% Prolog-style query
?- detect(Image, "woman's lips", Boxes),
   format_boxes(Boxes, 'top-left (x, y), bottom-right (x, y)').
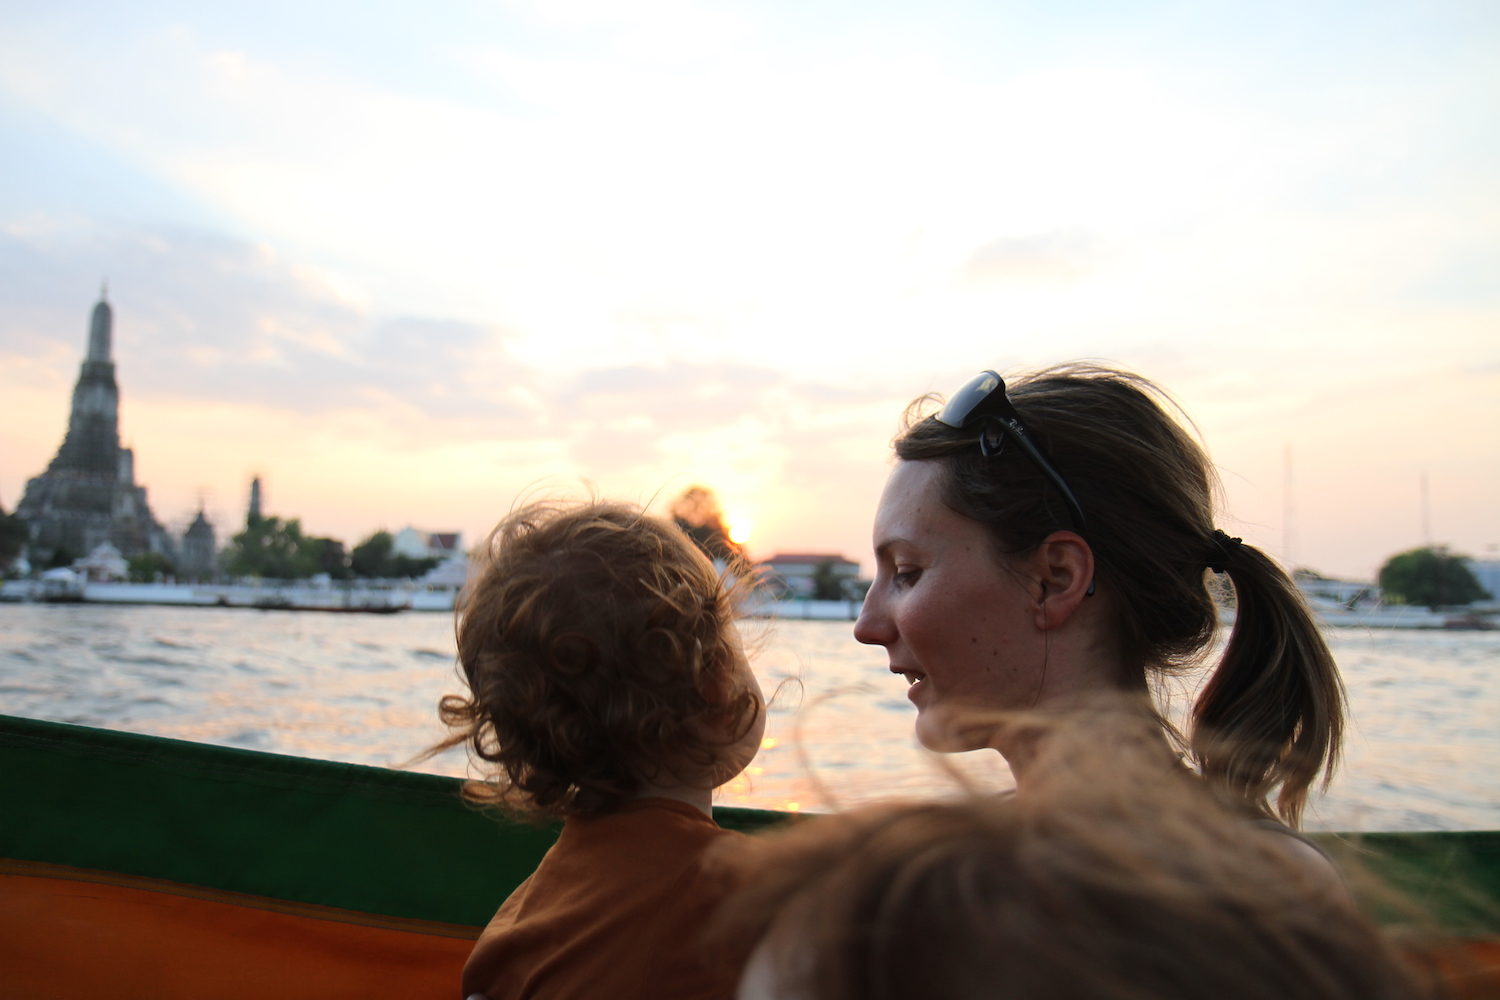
top-left (893, 667), bottom-right (927, 701)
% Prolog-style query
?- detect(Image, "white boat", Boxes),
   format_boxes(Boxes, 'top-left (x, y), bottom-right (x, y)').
top-left (1304, 595), bottom-right (1494, 630)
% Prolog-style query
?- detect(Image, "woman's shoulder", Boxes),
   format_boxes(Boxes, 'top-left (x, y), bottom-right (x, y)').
top-left (1247, 818), bottom-right (1347, 893)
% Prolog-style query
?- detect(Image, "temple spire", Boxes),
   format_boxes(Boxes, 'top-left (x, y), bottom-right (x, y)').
top-left (88, 287), bottom-right (113, 362)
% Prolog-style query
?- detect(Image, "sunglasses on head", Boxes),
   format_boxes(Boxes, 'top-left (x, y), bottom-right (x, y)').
top-left (937, 370), bottom-right (1088, 535)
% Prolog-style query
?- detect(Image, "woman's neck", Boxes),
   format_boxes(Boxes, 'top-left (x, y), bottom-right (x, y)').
top-left (996, 689), bottom-right (1164, 790)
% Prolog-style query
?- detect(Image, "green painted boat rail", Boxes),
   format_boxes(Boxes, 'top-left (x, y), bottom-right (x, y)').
top-left (0, 714), bottom-right (783, 927)
top-left (1, 713), bottom-right (1495, 932)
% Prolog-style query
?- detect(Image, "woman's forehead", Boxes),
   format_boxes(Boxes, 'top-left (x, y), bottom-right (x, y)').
top-left (876, 460), bottom-right (944, 515)
top-left (873, 461), bottom-right (988, 550)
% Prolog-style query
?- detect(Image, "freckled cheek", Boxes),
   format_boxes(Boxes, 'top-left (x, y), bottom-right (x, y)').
top-left (959, 634), bottom-right (999, 673)
top-left (960, 611), bottom-right (1011, 671)
top-left (898, 600), bottom-right (942, 646)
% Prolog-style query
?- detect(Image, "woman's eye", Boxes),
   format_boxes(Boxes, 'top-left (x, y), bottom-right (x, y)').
top-left (893, 567), bottom-right (921, 588)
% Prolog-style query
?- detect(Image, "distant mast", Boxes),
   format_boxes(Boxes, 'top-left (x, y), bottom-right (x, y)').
top-left (1282, 445), bottom-right (1296, 569)
top-left (1420, 473), bottom-right (1431, 545)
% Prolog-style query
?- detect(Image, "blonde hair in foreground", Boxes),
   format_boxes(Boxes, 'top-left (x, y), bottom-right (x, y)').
top-left (722, 710), bottom-right (1435, 1000)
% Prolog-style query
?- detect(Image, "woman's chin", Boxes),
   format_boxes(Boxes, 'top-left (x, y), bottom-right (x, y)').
top-left (915, 706), bottom-right (996, 754)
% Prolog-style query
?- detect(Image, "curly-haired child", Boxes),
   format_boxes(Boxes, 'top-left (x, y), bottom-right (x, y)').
top-left (439, 499), bottom-right (765, 1000)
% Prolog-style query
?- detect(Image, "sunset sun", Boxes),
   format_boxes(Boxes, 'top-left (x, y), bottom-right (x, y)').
top-left (725, 513), bottom-right (753, 547)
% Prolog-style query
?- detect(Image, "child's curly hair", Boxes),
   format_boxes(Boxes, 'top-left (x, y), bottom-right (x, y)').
top-left (437, 498), bottom-right (761, 819)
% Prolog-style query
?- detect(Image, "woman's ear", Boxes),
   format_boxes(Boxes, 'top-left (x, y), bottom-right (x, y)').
top-left (1029, 530), bottom-right (1095, 630)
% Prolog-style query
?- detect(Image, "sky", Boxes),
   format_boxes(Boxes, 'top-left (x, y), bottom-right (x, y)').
top-left (1, 0), bottom-right (1497, 581)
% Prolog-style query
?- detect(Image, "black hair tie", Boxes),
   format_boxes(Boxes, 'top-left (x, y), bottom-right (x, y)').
top-left (1206, 529), bottom-right (1243, 574)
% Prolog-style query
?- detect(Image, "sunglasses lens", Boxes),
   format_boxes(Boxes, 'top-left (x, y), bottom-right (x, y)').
top-left (933, 370), bottom-right (1086, 532)
top-left (938, 371), bottom-right (1002, 428)
top-left (979, 424), bottom-right (1006, 457)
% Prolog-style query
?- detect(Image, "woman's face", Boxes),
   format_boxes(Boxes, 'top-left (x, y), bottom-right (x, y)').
top-left (854, 460), bottom-right (1046, 752)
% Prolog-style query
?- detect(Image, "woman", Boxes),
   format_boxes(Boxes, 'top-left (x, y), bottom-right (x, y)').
top-left (854, 364), bottom-right (1343, 831)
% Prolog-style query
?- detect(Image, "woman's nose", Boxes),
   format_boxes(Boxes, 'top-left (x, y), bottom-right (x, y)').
top-left (853, 590), bottom-right (891, 646)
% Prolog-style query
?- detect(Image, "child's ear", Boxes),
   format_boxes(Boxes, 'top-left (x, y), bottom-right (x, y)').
top-left (696, 648), bottom-right (734, 706)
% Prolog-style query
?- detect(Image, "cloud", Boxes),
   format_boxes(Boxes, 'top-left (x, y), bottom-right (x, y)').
top-left (563, 362), bottom-right (779, 418)
top-left (0, 217), bottom-right (538, 443)
top-left (538, 363), bottom-right (908, 500)
top-left (962, 230), bottom-right (1099, 285)
top-left (548, 363), bottom-right (781, 476)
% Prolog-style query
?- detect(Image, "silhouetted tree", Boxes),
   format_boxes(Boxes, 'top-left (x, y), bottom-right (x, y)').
top-left (670, 486), bottom-right (745, 569)
top-left (0, 509), bottom-right (27, 573)
top-left (1378, 547), bottom-right (1488, 609)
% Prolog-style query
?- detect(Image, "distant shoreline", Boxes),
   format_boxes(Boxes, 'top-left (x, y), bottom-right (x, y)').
top-left (0, 579), bottom-right (868, 620)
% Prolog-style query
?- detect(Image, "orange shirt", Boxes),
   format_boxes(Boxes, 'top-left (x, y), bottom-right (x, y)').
top-left (462, 798), bottom-right (747, 1000)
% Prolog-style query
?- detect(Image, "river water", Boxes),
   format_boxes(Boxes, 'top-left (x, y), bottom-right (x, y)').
top-left (1, 603), bottom-right (1495, 832)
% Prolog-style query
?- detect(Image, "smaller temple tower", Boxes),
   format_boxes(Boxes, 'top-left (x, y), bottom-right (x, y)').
top-left (178, 505), bottom-right (218, 582)
top-left (247, 477), bottom-right (264, 527)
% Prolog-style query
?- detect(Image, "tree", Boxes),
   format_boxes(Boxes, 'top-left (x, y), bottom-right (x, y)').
top-left (222, 516), bottom-right (325, 580)
top-left (0, 509), bottom-right (27, 574)
top-left (349, 530), bottom-right (439, 579)
top-left (670, 486), bottom-right (746, 569)
top-left (390, 553), bottom-right (440, 579)
top-left (1378, 547), bottom-right (1489, 609)
top-left (351, 531), bottom-right (395, 577)
top-left (310, 537), bottom-right (352, 580)
top-left (127, 552), bottom-right (176, 582)
top-left (810, 560), bottom-right (848, 600)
